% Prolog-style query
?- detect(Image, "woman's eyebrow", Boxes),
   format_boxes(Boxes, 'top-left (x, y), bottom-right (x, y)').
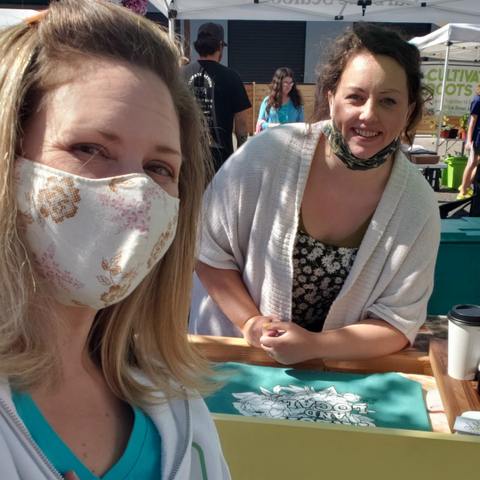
top-left (155, 145), bottom-right (182, 157)
top-left (347, 86), bottom-right (402, 95)
top-left (98, 129), bottom-right (182, 157)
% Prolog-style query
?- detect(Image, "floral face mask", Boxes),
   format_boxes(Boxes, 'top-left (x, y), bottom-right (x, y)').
top-left (15, 157), bottom-right (179, 310)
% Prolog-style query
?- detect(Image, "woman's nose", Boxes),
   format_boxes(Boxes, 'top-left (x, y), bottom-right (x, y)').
top-left (114, 158), bottom-right (145, 177)
top-left (359, 100), bottom-right (378, 122)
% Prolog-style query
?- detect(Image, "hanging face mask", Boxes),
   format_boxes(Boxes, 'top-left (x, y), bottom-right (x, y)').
top-left (323, 96), bottom-right (402, 171)
top-left (15, 157), bottom-right (179, 310)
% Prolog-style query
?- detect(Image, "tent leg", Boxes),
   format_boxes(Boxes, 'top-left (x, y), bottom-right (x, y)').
top-left (435, 42), bottom-right (451, 152)
top-left (168, 17), bottom-right (175, 41)
top-left (168, 1), bottom-right (177, 42)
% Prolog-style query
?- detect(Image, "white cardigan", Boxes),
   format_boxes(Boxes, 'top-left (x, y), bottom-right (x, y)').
top-left (190, 122), bottom-right (441, 345)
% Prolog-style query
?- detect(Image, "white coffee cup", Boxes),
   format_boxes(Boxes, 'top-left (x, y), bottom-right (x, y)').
top-left (448, 305), bottom-right (480, 380)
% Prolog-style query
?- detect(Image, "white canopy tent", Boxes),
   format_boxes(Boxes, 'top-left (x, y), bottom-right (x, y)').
top-left (0, 8), bottom-right (40, 29)
top-left (411, 24), bottom-right (480, 150)
top-left (150, 0), bottom-right (480, 40)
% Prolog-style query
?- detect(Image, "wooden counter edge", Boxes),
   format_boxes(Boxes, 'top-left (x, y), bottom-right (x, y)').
top-left (429, 338), bottom-right (480, 431)
top-left (189, 334), bottom-right (432, 375)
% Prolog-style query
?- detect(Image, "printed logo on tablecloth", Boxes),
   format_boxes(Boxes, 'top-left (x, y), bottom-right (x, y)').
top-left (232, 385), bottom-right (377, 426)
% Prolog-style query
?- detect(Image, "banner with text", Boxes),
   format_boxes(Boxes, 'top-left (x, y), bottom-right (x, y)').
top-left (422, 63), bottom-right (480, 118)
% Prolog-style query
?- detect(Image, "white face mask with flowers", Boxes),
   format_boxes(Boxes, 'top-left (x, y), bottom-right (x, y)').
top-left (14, 157), bottom-right (179, 310)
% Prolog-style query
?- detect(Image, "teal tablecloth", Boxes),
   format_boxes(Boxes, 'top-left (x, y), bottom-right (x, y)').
top-left (206, 363), bottom-right (431, 432)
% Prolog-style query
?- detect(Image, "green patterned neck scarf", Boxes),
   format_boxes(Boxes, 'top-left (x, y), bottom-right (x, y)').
top-left (322, 120), bottom-right (399, 171)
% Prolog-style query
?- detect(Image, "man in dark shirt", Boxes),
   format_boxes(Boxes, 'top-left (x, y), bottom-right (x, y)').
top-left (181, 23), bottom-right (251, 171)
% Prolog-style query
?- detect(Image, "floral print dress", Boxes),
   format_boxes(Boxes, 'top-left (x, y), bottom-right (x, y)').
top-left (292, 229), bottom-right (358, 332)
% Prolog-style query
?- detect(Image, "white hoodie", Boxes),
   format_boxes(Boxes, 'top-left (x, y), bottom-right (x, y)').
top-left (0, 378), bottom-right (231, 480)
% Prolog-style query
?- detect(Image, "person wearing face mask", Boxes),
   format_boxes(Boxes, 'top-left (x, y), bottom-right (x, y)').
top-left (189, 23), bottom-right (440, 365)
top-left (0, 2), bottom-right (231, 480)
top-left (255, 67), bottom-right (305, 133)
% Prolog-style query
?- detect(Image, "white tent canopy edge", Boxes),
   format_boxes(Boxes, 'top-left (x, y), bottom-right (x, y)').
top-left (0, 9), bottom-right (40, 29)
top-left (151, 0), bottom-right (480, 24)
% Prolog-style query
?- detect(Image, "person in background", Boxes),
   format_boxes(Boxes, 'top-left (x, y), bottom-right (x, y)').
top-left (457, 84), bottom-right (480, 200)
top-left (181, 23), bottom-right (251, 172)
top-left (189, 23), bottom-right (440, 365)
top-left (256, 67), bottom-right (305, 133)
top-left (0, 2), bottom-right (230, 479)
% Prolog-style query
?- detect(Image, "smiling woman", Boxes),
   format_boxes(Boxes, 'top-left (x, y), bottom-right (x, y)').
top-left (327, 53), bottom-right (413, 163)
top-left (0, 1), bottom-right (230, 479)
top-left (190, 23), bottom-right (440, 367)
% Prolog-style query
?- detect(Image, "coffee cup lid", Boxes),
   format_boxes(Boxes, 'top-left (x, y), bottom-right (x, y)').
top-left (448, 304), bottom-right (480, 326)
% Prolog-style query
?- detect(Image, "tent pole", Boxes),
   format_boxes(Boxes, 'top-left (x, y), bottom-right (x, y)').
top-left (168, 1), bottom-right (177, 42)
top-left (436, 41), bottom-right (452, 152)
top-left (168, 17), bottom-right (175, 41)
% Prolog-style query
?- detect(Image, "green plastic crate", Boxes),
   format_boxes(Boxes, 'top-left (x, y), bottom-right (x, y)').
top-left (445, 156), bottom-right (468, 190)
top-left (441, 158), bottom-right (450, 186)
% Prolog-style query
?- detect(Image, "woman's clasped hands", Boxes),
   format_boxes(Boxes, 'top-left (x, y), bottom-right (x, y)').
top-left (259, 319), bottom-right (317, 365)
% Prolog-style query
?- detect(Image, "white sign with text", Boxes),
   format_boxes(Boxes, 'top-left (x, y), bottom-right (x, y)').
top-left (422, 63), bottom-right (480, 117)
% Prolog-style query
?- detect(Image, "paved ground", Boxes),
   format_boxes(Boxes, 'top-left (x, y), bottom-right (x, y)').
top-left (435, 186), bottom-right (459, 204)
top-left (435, 185), bottom-right (471, 217)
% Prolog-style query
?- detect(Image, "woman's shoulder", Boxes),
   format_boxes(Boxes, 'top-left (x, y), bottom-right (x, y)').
top-left (216, 123), bottom-right (318, 187)
top-left (394, 151), bottom-right (440, 214)
top-left (228, 123), bottom-right (321, 175)
top-left (236, 123), bottom-right (318, 160)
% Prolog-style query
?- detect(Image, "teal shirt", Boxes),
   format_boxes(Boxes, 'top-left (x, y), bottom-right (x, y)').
top-left (257, 96), bottom-right (305, 130)
top-left (12, 391), bottom-right (162, 480)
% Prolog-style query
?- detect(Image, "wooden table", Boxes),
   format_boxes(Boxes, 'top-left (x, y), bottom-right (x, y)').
top-left (191, 335), bottom-right (480, 427)
top-left (190, 335), bottom-right (480, 480)
top-left (414, 162), bottom-right (447, 191)
top-left (429, 338), bottom-right (480, 430)
top-left (190, 334), bottom-right (433, 375)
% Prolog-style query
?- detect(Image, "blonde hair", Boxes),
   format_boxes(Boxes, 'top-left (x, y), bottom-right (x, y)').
top-left (0, 0), bottom-right (213, 404)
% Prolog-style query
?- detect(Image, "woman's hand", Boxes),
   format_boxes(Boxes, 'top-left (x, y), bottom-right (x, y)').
top-left (267, 123), bottom-right (281, 128)
top-left (64, 472), bottom-right (79, 480)
top-left (260, 321), bottom-right (317, 365)
top-left (241, 315), bottom-right (282, 348)
top-left (261, 319), bottom-right (409, 363)
top-left (466, 140), bottom-right (472, 151)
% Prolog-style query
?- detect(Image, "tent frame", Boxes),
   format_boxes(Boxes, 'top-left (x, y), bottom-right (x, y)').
top-left (411, 24), bottom-right (480, 153)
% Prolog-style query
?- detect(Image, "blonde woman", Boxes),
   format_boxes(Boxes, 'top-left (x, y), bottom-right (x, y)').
top-left (0, 1), bottom-right (229, 479)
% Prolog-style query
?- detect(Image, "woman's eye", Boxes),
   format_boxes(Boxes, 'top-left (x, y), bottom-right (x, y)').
top-left (381, 98), bottom-right (397, 106)
top-left (72, 144), bottom-right (107, 158)
top-left (146, 163), bottom-right (174, 178)
top-left (347, 94), bottom-right (362, 101)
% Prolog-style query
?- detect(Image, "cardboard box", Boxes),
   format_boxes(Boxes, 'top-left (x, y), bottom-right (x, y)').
top-left (411, 154), bottom-right (440, 164)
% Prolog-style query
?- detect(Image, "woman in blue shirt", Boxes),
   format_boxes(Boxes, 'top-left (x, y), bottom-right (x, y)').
top-left (256, 67), bottom-right (305, 132)
top-left (457, 83), bottom-right (480, 199)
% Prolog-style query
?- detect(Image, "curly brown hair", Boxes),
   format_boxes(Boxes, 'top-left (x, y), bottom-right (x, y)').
top-left (313, 23), bottom-right (432, 145)
top-left (266, 67), bottom-right (303, 114)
